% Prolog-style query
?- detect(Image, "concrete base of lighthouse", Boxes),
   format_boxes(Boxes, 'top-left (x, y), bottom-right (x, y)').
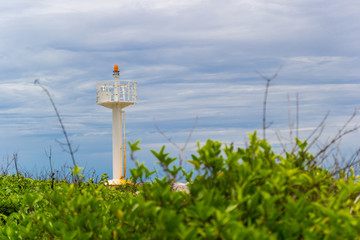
top-left (107, 179), bottom-right (132, 186)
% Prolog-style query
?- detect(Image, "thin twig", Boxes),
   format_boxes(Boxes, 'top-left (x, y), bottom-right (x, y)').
top-left (154, 116), bottom-right (198, 167)
top-left (257, 66), bottom-right (282, 140)
top-left (34, 79), bottom-right (77, 167)
top-left (45, 145), bottom-right (55, 189)
top-left (287, 94), bottom-right (294, 151)
top-left (1, 155), bottom-right (14, 175)
top-left (296, 92), bottom-right (299, 140)
top-left (350, 194), bottom-right (360, 214)
top-left (305, 112), bottom-right (329, 151)
top-left (275, 130), bottom-right (287, 154)
top-left (153, 116), bottom-right (198, 184)
top-left (45, 145), bottom-right (53, 175)
top-left (313, 107), bottom-right (360, 162)
top-left (13, 153), bottom-right (19, 175)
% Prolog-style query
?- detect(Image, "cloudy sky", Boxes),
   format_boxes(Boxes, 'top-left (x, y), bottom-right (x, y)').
top-left (1, 0), bottom-right (360, 179)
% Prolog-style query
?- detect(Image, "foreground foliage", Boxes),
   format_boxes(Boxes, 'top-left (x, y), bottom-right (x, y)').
top-left (1, 133), bottom-right (360, 239)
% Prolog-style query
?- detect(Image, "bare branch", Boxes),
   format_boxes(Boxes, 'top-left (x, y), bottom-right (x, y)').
top-left (305, 112), bottom-right (329, 154)
top-left (34, 79), bottom-right (77, 168)
top-left (45, 145), bottom-right (53, 175)
top-left (12, 153), bottom-right (19, 175)
top-left (287, 94), bottom-right (294, 151)
top-left (183, 116), bottom-right (199, 153)
top-left (153, 116), bottom-right (198, 183)
top-left (275, 130), bottom-right (287, 155)
top-left (257, 66), bottom-right (282, 140)
top-left (313, 107), bottom-right (360, 162)
top-left (153, 118), bottom-right (181, 150)
top-left (296, 92), bottom-right (299, 140)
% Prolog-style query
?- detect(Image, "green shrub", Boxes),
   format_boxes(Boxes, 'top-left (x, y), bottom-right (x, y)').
top-left (1, 132), bottom-right (360, 239)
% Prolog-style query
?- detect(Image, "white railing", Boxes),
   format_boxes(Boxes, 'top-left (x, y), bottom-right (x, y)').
top-left (96, 80), bottom-right (137, 105)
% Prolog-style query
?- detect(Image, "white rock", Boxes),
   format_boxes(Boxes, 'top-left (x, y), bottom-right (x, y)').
top-left (172, 182), bottom-right (190, 193)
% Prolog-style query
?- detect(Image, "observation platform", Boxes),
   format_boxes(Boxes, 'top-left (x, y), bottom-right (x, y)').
top-left (96, 80), bottom-right (137, 109)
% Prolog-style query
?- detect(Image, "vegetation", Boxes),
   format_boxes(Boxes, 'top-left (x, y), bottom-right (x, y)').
top-left (0, 133), bottom-right (360, 239)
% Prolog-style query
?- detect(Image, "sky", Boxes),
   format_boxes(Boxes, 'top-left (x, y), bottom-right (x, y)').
top-left (1, 0), bottom-right (360, 179)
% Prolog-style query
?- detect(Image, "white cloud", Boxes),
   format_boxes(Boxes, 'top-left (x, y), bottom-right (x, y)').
top-left (0, 0), bottom-right (360, 177)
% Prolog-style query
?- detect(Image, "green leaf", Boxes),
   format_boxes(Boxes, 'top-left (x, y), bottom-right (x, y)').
top-left (188, 160), bottom-right (201, 170)
top-left (128, 140), bottom-right (141, 152)
top-left (71, 165), bottom-right (83, 176)
top-left (225, 204), bottom-right (238, 213)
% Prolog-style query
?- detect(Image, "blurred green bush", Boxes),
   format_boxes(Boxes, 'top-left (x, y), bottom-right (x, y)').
top-left (1, 132), bottom-right (360, 239)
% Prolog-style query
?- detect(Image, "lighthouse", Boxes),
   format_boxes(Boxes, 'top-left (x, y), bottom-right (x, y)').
top-left (96, 65), bottom-right (137, 184)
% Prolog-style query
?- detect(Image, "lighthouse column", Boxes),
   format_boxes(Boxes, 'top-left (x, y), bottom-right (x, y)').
top-left (112, 105), bottom-right (123, 180)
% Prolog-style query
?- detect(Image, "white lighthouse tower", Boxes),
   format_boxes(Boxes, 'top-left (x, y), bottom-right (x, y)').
top-left (96, 65), bottom-right (137, 184)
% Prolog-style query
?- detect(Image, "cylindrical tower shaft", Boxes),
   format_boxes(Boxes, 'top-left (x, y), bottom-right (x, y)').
top-left (112, 105), bottom-right (123, 179)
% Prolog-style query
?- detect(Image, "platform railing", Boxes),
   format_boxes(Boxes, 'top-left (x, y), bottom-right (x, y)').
top-left (96, 80), bottom-right (137, 104)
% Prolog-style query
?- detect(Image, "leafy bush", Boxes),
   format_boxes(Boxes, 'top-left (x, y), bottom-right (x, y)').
top-left (1, 132), bottom-right (360, 239)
